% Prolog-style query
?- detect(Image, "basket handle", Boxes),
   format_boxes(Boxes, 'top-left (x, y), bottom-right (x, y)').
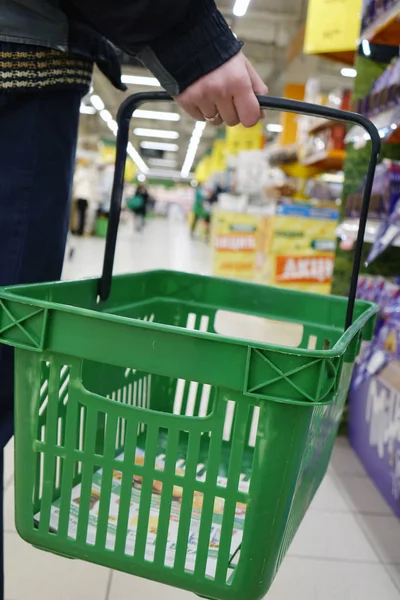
top-left (98, 92), bottom-right (381, 330)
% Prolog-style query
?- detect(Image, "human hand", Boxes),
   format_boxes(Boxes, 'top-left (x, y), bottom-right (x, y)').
top-left (176, 52), bottom-right (268, 128)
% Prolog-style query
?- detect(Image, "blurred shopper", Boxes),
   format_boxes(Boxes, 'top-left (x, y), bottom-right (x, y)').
top-left (0, 1), bottom-right (268, 590)
top-left (191, 185), bottom-right (211, 238)
top-left (75, 198), bottom-right (89, 235)
top-left (127, 184), bottom-right (150, 232)
top-left (209, 183), bottom-right (224, 206)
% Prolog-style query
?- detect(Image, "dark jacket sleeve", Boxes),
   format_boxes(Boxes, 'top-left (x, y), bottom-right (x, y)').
top-left (67, 0), bottom-right (242, 95)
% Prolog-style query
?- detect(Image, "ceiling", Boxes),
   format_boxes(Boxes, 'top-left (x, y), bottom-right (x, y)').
top-left (80, 0), bottom-right (351, 179)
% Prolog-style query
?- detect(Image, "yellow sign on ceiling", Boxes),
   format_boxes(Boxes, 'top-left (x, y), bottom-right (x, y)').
top-left (304, 0), bottom-right (363, 54)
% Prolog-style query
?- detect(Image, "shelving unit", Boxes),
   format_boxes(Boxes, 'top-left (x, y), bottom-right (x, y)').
top-left (308, 119), bottom-right (339, 136)
top-left (347, 105), bottom-right (400, 146)
top-left (336, 218), bottom-right (400, 247)
top-left (361, 1), bottom-right (400, 45)
top-left (302, 149), bottom-right (345, 170)
top-left (330, 2), bottom-right (400, 299)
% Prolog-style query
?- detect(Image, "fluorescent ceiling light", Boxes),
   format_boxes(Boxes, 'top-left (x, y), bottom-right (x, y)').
top-left (121, 74), bottom-right (161, 87)
top-left (362, 39), bottom-right (371, 57)
top-left (133, 127), bottom-right (179, 139)
top-left (148, 169), bottom-right (184, 179)
top-left (108, 119), bottom-right (118, 135)
top-left (181, 121), bottom-right (206, 178)
top-left (90, 94), bottom-right (105, 111)
top-left (90, 88), bottom-right (149, 174)
top-left (133, 109), bottom-right (181, 122)
top-left (233, 0), bottom-right (251, 17)
top-left (100, 109), bottom-right (113, 123)
top-left (140, 141), bottom-right (179, 151)
top-left (80, 104), bottom-right (96, 115)
top-left (341, 68), bottom-right (357, 78)
top-left (127, 142), bottom-right (149, 174)
top-left (148, 158), bottom-right (178, 167)
top-left (267, 123), bottom-right (283, 133)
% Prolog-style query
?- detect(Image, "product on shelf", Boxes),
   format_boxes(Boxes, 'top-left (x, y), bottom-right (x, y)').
top-left (366, 198), bottom-right (400, 264)
top-left (362, 0), bottom-right (400, 31)
top-left (352, 275), bottom-right (400, 389)
top-left (344, 160), bottom-right (400, 258)
top-left (354, 160), bottom-right (400, 263)
top-left (304, 178), bottom-right (342, 203)
top-left (357, 56), bottom-right (400, 116)
top-left (299, 89), bottom-right (351, 164)
top-left (356, 274), bottom-right (400, 311)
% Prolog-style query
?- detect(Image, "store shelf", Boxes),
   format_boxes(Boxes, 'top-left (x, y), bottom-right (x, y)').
top-left (302, 149), bottom-right (345, 170)
top-left (361, 1), bottom-right (400, 45)
top-left (336, 218), bottom-right (400, 247)
top-left (316, 50), bottom-right (355, 66)
top-left (346, 105), bottom-right (400, 146)
top-left (308, 119), bottom-right (336, 136)
top-left (280, 161), bottom-right (322, 178)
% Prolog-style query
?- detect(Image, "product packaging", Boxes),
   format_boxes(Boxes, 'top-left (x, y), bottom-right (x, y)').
top-left (366, 199), bottom-right (400, 264)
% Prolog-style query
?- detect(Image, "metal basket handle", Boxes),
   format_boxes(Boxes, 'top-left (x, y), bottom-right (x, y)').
top-left (98, 92), bottom-right (381, 330)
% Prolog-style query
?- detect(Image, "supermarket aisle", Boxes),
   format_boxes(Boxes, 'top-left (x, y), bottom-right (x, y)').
top-left (62, 215), bottom-right (213, 281)
top-left (4, 217), bottom-right (400, 599)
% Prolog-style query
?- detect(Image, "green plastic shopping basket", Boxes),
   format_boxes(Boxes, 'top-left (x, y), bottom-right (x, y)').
top-left (0, 94), bottom-right (380, 600)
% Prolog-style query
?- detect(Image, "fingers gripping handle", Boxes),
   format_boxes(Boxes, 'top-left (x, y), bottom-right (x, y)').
top-left (98, 92), bottom-right (381, 330)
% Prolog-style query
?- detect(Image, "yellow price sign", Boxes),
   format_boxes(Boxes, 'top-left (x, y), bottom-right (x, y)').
top-left (226, 123), bottom-right (263, 155)
top-left (304, 0), bottom-right (363, 54)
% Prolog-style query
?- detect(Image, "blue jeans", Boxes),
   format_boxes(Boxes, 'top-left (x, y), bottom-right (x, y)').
top-left (0, 88), bottom-right (82, 598)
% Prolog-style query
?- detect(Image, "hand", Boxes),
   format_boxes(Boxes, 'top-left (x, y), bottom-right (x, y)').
top-left (176, 52), bottom-right (268, 128)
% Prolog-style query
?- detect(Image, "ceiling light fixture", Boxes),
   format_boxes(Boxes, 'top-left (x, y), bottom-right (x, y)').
top-left (181, 121), bottom-right (206, 179)
top-left (100, 109), bottom-right (113, 123)
top-left (127, 142), bottom-right (149, 173)
top-left (133, 127), bottom-right (179, 139)
top-left (140, 141), bottom-right (179, 151)
top-left (266, 123), bottom-right (283, 133)
top-left (362, 39), bottom-right (371, 57)
top-left (80, 104), bottom-right (96, 115)
top-left (90, 94), bottom-right (105, 111)
top-left (133, 109), bottom-right (181, 122)
top-left (89, 90), bottom-right (149, 174)
top-left (341, 67), bottom-right (357, 78)
top-left (148, 158), bottom-right (178, 168)
top-left (121, 74), bottom-right (161, 87)
top-left (108, 119), bottom-right (118, 136)
top-left (233, 0), bottom-right (251, 17)
top-left (148, 169), bottom-right (184, 179)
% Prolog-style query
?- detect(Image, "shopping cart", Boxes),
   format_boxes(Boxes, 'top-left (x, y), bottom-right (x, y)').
top-left (0, 94), bottom-right (380, 600)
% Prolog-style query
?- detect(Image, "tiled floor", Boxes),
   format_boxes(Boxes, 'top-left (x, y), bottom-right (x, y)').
top-left (3, 215), bottom-right (400, 599)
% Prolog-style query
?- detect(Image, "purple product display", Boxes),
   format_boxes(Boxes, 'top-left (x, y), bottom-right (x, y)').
top-left (366, 199), bottom-right (400, 265)
top-left (350, 272), bottom-right (400, 518)
top-left (349, 361), bottom-right (400, 519)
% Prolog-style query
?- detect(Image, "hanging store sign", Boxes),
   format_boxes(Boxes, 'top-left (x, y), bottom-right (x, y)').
top-left (304, 0), bottom-right (363, 54)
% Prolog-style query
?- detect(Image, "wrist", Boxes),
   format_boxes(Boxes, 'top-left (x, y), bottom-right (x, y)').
top-left (137, 1), bottom-right (243, 95)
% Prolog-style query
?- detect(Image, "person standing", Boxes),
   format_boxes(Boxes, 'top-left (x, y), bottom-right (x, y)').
top-left (127, 184), bottom-right (150, 232)
top-left (0, 1), bottom-right (268, 594)
top-left (191, 185), bottom-right (211, 238)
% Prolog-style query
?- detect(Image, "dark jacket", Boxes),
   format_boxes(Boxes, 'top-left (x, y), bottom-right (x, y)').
top-left (0, 0), bottom-right (243, 94)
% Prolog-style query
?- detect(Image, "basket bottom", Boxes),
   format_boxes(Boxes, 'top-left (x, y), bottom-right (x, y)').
top-left (33, 429), bottom-right (250, 582)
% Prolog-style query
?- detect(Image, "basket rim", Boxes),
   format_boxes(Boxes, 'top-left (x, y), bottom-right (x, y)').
top-left (0, 269), bottom-right (378, 358)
